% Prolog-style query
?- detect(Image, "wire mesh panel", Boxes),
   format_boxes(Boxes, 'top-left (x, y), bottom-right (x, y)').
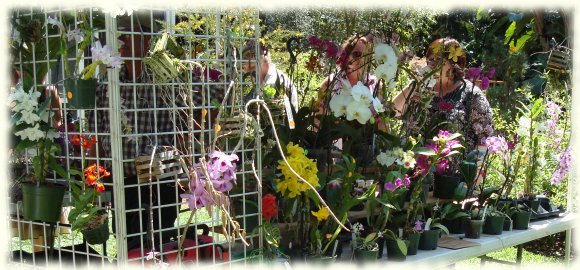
top-left (8, 6), bottom-right (262, 268)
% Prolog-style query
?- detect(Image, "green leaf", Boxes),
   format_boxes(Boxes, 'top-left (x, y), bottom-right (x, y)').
top-left (504, 21), bottom-right (516, 45)
top-left (453, 182), bottom-right (468, 201)
top-left (414, 147), bottom-right (436, 156)
top-left (396, 239), bottom-right (408, 256)
top-left (364, 232), bottom-right (377, 243)
top-left (431, 223), bottom-right (449, 235)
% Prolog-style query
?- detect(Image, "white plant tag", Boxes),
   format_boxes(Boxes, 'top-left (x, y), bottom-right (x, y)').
top-left (425, 218), bottom-right (433, 231)
top-left (283, 95), bottom-right (295, 129)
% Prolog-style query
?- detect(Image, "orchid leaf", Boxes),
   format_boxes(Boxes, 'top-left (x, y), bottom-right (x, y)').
top-left (414, 147), bottom-right (436, 156)
top-left (431, 223), bottom-right (449, 235)
top-left (396, 239), bottom-right (408, 256)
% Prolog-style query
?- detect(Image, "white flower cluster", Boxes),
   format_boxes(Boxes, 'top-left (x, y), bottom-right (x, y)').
top-left (91, 41), bottom-right (123, 69)
top-left (374, 43), bottom-right (398, 84)
top-left (329, 79), bottom-right (384, 124)
top-left (376, 147), bottom-right (416, 169)
top-left (9, 86), bottom-right (59, 142)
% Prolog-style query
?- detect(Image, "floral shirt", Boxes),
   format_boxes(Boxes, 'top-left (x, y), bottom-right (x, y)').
top-left (423, 79), bottom-right (494, 153)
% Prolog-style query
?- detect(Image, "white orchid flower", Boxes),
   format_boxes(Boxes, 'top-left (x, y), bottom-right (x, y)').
top-left (372, 97), bottom-right (385, 113)
top-left (377, 151), bottom-right (396, 167)
top-left (346, 100), bottom-right (372, 124)
top-left (18, 110), bottom-right (41, 125)
top-left (15, 124), bottom-right (45, 141)
top-left (67, 28), bottom-right (85, 44)
top-left (351, 81), bottom-right (373, 104)
top-left (47, 16), bottom-right (64, 33)
top-left (338, 77), bottom-right (352, 93)
top-left (374, 43), bottom-right (397, 64)
top-left (375, 63), bottom-right (397, 82)
top-left (329, 92), bottom-right (354, 118)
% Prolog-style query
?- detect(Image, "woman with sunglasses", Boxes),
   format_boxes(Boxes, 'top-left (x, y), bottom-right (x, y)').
top-left (314, 34), bottom-right (381, 165)
top-left (317, 34), bottom-right (379, 102)
top-left (393, 37), bottom-right (494, 154)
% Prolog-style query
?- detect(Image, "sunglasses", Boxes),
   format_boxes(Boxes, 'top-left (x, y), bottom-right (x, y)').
top-left (351, 51), bottom-right (363, 58)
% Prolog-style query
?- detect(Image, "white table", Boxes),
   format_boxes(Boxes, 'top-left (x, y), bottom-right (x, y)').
top-left (341, 213), bottom-right (576, 267)
top-left (403, 213), bottom-right (576, 267)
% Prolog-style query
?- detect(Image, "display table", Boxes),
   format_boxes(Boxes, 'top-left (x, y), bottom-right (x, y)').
top-left (343, 213), bottom-right (576, 267)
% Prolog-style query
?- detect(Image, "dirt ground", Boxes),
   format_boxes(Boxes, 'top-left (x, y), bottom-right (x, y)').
top-left (523, 231), bottom-right (575, 259)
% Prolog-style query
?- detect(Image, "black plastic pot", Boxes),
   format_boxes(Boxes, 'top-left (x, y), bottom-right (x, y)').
top-left (503, 218), bottom-right (513, 231)
top-left (464, 219), bottom-right (484, 239)
top-left (418, 229), bottom-right (440, 250)
top-left (512, 211), bottom-right (532, 230)
top-left (442, 216), bottom-right (470, 234)
top-left (405, 231), bottom-right (422, 256)
top-left (483, 216), bottom-right (505, 235)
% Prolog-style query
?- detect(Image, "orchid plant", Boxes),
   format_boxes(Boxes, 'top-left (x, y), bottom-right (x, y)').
top-left (9, 85), bottom-right (66, 184)
top-left (47, 12), bottom-right (122, 81)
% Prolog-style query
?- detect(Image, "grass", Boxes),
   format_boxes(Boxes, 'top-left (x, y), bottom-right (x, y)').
top-left (456, 246), bottom-right (567, 267)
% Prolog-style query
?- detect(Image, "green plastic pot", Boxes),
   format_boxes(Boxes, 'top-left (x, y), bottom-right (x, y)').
top-left (433, 174), bottom-right (460, 199)
top-left (503, 218), bottom-right (513, 231)
top-left (22, 183), bottom-right (65, 223)
top-left (418, 229), bottom-right (440, 250)
top-left (464, 219), bottom-right (484, 239)
top-left (353, 248), bottom-right (379, 262)
top-left (65, 78), bottom-right (97, 109)
top-left (512, 211), bottom-right (532, 230)
top-left (483, 216), bottom-right (505, 235)
top-left (442, 216), bottom-right (469, 234)
top-left (82, 219), bottom-right (110, 245)
top-left (385, 238), bottom-right (408, 261)
top-left (406, 231), bottom-right (422, 255)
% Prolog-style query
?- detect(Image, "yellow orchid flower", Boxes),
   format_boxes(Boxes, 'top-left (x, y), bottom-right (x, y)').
top-left (429, 42), bottom-right (443, 55)
top-left (311, 206), bottom-right (329, 222)
top-left (447, 45), bottom-right (464, 62)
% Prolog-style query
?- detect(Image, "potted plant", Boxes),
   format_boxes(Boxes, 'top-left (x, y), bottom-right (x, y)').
top-left (439, 202), bottom-right (470, 234)
top-left (9, 85), bottom-right (68, 223)
top-left (66, 134), bottom-right (111, 245)
top-left (509, 204), bottom-right (532, 230)
top-left (482, 205), bottom-right (507, 235)
top-left (384, 230), bottom-right (409, 262)
top-left (418, 203), bottom-right (450, 250)
top-left (464, 206), bottom-right (486, 239)
top-left (47, 12), bottom-right (122, 109)
top-left (351, 223), bottom-right (380, 263)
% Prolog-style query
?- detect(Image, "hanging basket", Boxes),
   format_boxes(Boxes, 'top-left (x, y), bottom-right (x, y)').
top-left (65, 78), bottom-right (97, 109)
top-left (81, 218), bottom-right (109, 245)
top-left (547, 46), bottom-right (572, 73)
top-left (22, 183), bottom-right (66, 223)
top-left (144, 32), bottom-right (186, 83)
top-left (262, 97), bottom-right (286, 125)
top-left (135, 149), bottom-right (187, 183)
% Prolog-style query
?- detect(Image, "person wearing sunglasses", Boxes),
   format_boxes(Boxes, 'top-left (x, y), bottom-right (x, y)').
top-left (393, 37), bottom-right (494, 154)
top-left (314, 34), bottom-right (381, 165)
top-left (318, 34), bottom-right (379, 101)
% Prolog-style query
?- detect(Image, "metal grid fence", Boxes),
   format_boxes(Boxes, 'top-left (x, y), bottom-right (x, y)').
top-left (9, 6), bottom-right (263, 268)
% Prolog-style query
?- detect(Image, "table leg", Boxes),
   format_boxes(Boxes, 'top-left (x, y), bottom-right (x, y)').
top-left (565, 228), bottom-right (571, 264)
top-left (516, 245), bottom-right (523, 264)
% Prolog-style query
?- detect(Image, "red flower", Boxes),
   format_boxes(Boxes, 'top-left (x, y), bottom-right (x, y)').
top-left (262, 194), bottom-right (278, 221)
top-left (86, 174), bottom-right (98, 186)
top-left (81, 136), bottom-right (97, 150)
top-left (437, 100), bottom-right (453, 113)
top-left (84, 164), bottom-right (111, 185)
top-left (70, 134), bottom-right (81, 146)
top-left (95, 183), bottom-right (105, 193)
